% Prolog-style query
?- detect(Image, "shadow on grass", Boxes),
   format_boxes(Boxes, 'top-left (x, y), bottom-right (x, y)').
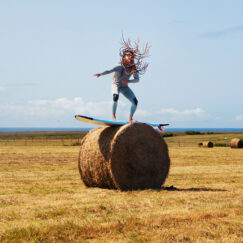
top-left (161, 185), bottom-right (227, 192)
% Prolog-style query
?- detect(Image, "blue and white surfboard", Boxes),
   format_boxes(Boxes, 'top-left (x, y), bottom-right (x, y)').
top-left (75, 115), bottom-right (169, 131)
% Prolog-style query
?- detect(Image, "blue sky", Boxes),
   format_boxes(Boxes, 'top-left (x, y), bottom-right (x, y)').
top-left (0, 0), bottom-right (242, 128)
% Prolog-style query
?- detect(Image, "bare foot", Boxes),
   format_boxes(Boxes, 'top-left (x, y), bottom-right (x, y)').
top-left (112, 114), bottom-right (116, 121)
top-left (129, 117), bottom-right (136, 123)
top-left (129, 115), bottom-right (135, 123)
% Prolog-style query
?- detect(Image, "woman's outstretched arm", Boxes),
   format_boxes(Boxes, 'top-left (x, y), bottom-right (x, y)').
top-left (93, 65), bottom-right (121, 77)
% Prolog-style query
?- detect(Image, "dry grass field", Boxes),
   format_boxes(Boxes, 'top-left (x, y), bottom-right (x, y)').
top-left (0, 131), bottom-right (242, 242)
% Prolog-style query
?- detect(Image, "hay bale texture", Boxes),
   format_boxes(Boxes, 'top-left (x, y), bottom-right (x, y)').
top-left (230, 138), bottom-right (243, 148)
top-left (203, 141), bottom-right (214, 148)
top-left (78, 122), bottom-right (170, 190)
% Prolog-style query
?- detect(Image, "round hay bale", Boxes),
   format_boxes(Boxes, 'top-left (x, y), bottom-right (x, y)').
top-left (202, 141), bottom-right (214, 148)
top-left (78, 122), bottom-right (170, 190)
top-left (198, 142), bottom-right (203, 147)
top-left (230, 138), bottom-right (243, 148)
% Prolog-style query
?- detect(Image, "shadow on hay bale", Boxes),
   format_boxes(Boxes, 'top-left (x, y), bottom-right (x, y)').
top-left (78, 122), bottom-right (170, 191)
top-left (230, 138), bottom-right (243, 148)
top-left (203, 141), bottom-right (214, 148)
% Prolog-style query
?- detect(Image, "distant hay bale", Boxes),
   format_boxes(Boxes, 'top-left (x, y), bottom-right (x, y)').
top-left (230, 138), bottom-right (243, 148)
top-left (198, 142), bottom-right (203, 147)
top-left (78, 122), bottom-right (170, 190)
top-left (203, 141), bottom-right (214, 148)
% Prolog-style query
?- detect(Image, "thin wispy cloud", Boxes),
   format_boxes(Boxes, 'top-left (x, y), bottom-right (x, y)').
top-left (201, 25), bottom-right (243, 38)
top-left (156, 108), bottom-right (211, 122)
top-left (11, 82), bottom-right (38, 86)
top-left (0, 85), bottom-right (7, 92)
top-left (0, 83), bottom-right (37, 92)
top-left (235, 114), bottom-right (243, 121)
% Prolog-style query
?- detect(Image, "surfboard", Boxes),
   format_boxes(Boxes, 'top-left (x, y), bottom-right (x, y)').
top-left (75, 115), bottom-right (169, 131)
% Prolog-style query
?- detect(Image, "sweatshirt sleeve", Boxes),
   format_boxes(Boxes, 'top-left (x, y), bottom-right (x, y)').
top-left (100, 65), bottom-right (121, 76)
top-left (129, 71), bottom-right (140, 83)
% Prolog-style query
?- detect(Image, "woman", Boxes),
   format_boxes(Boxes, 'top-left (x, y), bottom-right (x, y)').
top-left (94, 36), bottom-right (150, 122)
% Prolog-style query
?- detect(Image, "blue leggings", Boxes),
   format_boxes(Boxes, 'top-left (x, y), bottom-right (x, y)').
top-left (112, 86), bottom-right (138, 116)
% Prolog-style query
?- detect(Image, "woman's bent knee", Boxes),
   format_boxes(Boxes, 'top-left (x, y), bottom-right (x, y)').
top-left (113, 94), bottom-right (119, 102)
top-left (133, 98), bottom-right (138, 106)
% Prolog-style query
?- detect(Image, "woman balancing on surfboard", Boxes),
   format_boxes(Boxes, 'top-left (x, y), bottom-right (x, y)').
top-left (93, 36), bottom-right (150, 122)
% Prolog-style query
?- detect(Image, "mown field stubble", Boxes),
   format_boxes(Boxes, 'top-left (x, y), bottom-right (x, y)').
top-left (0, 131), bottom-right (242, 242)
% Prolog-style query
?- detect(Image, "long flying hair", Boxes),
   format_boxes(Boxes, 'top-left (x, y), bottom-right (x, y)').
top-left (120, 34), bottom-right (150, 75)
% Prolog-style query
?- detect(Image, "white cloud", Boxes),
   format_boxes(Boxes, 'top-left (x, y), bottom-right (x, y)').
top-left (26, 97), bottom-right (152, 120)
top-left (0, 97), bottom-right (153, 124)
top-left (235, 114), bottom-right (243, 121)
top-left (156, 107), bottom-right (210, 121)
top-left (28, 100), bottom-right (50, 105)
top-left (0, 98), bottom-right (213, 126)
top-left (2, 97), bottom-right (113, 118)
top-left (201, 25), bottom-right (243, 38)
